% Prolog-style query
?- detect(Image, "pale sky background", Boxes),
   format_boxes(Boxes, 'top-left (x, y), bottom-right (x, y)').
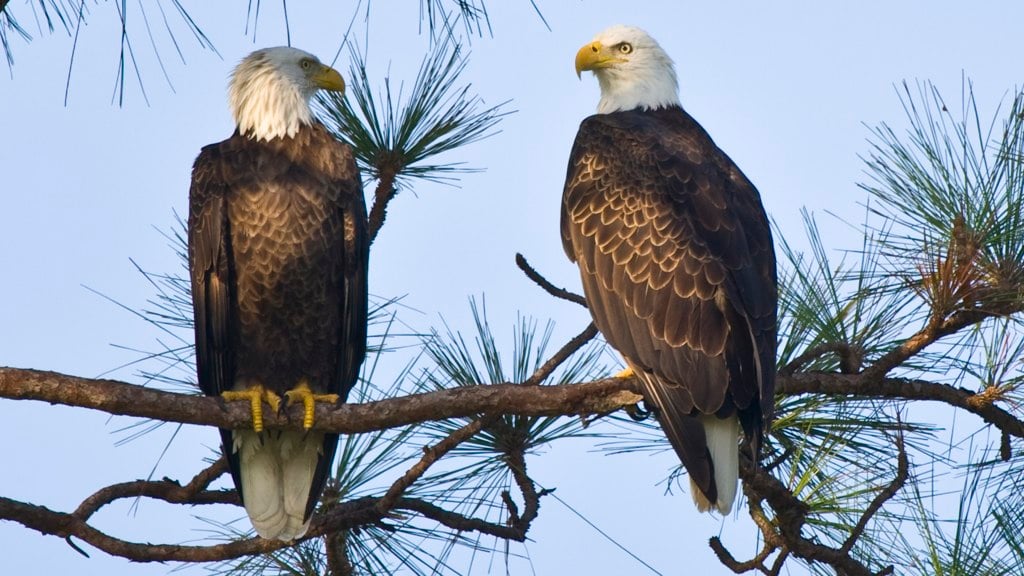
top-left (2, 1), bottom-right (1022, 574)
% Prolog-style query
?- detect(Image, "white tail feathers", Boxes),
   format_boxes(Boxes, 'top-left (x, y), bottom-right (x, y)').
top-left (689, 415), bottom-right (739, 515)
top-left (233, 430), bottom-right (324, 540)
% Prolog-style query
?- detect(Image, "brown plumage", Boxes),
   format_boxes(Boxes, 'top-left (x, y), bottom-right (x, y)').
top-left (189, 121), bottom-right (367, 537)
top-left (562, 105), bottom-right (776, 511)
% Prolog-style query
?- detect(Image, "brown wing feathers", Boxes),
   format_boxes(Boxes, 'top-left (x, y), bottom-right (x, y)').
top-left (562, 107), bottom-right (776, 499)
top-left (189, 123), bottom-right (367, 520)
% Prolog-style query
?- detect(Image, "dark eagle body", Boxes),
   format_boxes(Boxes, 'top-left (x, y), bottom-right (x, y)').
top-left (189, 122), bottom-right (367, 536)
top-left (562, 105), bottom-right (776, 509)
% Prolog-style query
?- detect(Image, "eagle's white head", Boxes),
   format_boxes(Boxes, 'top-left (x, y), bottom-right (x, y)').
top-left (575, 25), bottom-right (680, 114)
top-left (228, 46), bottom-right (345, 141)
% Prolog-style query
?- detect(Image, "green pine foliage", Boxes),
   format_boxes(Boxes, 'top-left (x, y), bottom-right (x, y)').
top-left (315, 34), bottom-right (511, 187)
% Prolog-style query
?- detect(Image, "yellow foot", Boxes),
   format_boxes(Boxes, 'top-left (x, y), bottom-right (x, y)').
top-left (285, 380), bottom-right (339, 430)
top-left (222, 385), bottom-right (282, 433)
top-left (615, 366), bottom-right (635, 379)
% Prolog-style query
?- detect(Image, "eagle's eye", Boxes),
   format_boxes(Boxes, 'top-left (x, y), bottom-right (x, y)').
top-left (300, 59), bottom-right (312, 70)
top-left (618, 43), bottom-right (633, 55)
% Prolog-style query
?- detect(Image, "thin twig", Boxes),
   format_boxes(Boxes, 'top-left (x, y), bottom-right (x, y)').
top-left (762, 447), bottom-right (794, 473)
top-left (862, 307), bottom-right (1014, 379)
top-left (708, 536), bottom-right (773, 574)
top-left (840, 435), bottom-right (908, 556)
top-left (72, 457), bottom-right (232, 520)
top-left (396, 496), bottom-right (531, 541)
top-left (3, 485), bottom-right (549, 564)
top-left (522, 322), bottom-right (598, 386)
top-left (767, 550), bottom-right (790, 576)
top-left (515, 252), bottom-right (588, 307)
top-left (739, 462), bottom-right (879, 576)
top-left (376, 416), bottom-right (492, 513)
top-left (504, 450), bottom-right (541, 529)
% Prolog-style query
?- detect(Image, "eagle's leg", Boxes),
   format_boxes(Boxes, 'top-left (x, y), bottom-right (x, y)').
top-left (615, 365), bottom-right (635, 379)
top-left (221, 384), bottom-right (283, 433)
top-left (285, 380), bottom-right (339, 430)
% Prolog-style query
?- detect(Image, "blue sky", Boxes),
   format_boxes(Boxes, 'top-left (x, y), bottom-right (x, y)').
top-left (2, 1), bottom-right (1022, 574)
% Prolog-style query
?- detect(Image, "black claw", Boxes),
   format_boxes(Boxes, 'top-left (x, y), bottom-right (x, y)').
top-left (625, 402), bottom-right (653, 421)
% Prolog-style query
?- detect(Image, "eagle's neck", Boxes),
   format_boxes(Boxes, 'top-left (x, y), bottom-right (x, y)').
top-left (595, 66), bottom-right (680, 114)
top-left (229, 63), bottom-right (313, 141)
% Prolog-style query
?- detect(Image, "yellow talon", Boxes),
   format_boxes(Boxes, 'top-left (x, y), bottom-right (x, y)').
top-left (222, 385), bottom-right (282, 433)
top-left (615, 366), bottom-right (635, 379)
top-left (285, 380), bottom-right (339, 430)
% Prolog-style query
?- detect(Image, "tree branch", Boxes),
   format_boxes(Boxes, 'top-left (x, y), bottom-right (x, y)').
top-left (862, 308), bottom-right (1011, 379)
top-left (4, 474), bottom-right (548, 563)
top-left (0, 494), bottom-right (291, 561)
top-left (367, 164), bottom-right (399, 244)
top-left (515, 252), bottom-right (588, 307)
top-left (740, 463), bottom-right (879, 576)
top-left (10, 366), bottom-right (1017, 445)
top-left (6, 311), bottom-right (1024, 572)
top-left (0, 367), bottom-right (645, 434)
top-left (708, 535), bottom-right (774, 574)
top-left (841, 435), bottom-right (908, 555)
top-left (396, 496), bottom-right (533, 541)
top-left (376, 416), bottom-right (493, 513)
top-left (0, 366), bottom-right (631, 562)
top-left (779, 372), bottom-right (1024, 439)
top-left (325, 530), bottom-right (353, 576)
top-left (504, 449), bottom-right (542, 531)
top-left (779, 342), bottom-right (865, 376)
top-left (72, 457), bottom-right (234, 521)
top-left (522, 322), bottom-right (598, 386)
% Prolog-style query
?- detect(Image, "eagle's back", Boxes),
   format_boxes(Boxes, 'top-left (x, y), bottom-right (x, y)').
top-left (561, 106), bottom-right (776, 456)
top-left (189, 123), bottom-right (367, 399)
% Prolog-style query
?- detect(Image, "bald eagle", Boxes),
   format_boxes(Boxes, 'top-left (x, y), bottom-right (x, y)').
top-left (564, 26), bottom-right (776, 514)
top-left (188, 47), bottom-right (368, 540)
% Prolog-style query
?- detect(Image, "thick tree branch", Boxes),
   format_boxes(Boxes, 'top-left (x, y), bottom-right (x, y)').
top-left (0, 367), bottom-right (613, 563)
top-left (779, 372), bottom-right (1024, 438)
top-left (9, 366), bottom-right (1019, 443)
top-left (0, 367), bottom-right (645, 434)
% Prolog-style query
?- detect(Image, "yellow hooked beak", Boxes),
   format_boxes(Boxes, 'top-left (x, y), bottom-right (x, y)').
top-left (575, 41), bottom-right (625, 78)
top-left (311, 64), bottom-right (346, 92)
